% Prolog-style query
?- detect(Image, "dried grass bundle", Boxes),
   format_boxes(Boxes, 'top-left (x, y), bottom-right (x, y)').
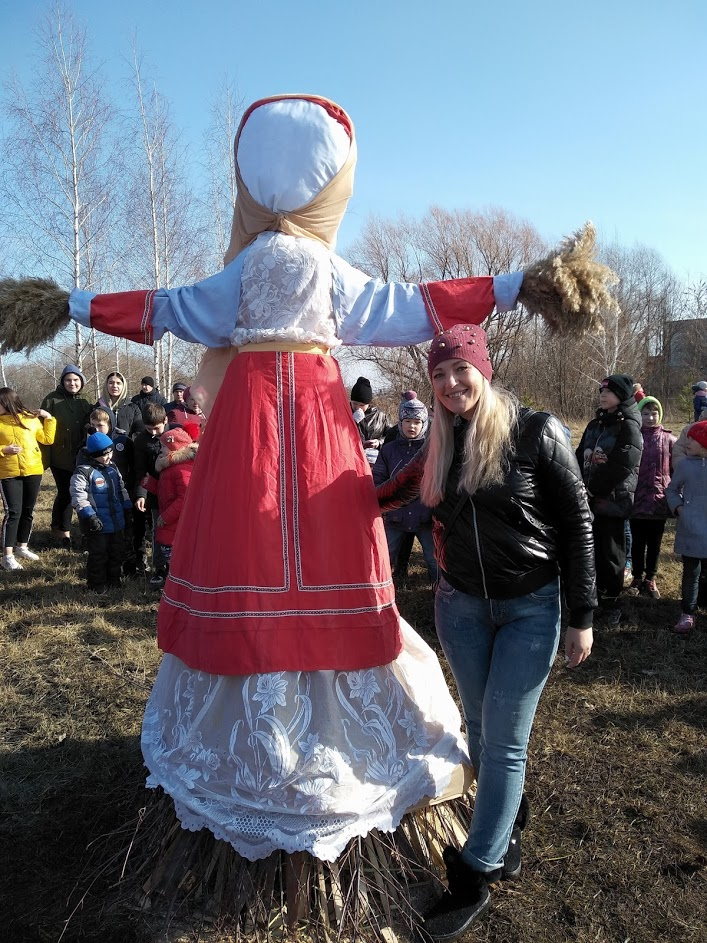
top-left (0, 277), bottom-right (70, 354)
top-left (67, 788), bottom-right (474, 941)
top-left (519, 222), bottom-right (618, 335)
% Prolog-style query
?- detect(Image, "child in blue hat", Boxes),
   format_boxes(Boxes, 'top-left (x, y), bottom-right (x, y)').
top-left (70, 432), bottom-right (132, 593)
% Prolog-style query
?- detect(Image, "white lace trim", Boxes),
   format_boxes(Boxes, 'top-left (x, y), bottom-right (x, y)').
top-left (141, 621), bottom-right (469, 861)
top-left (230, 233), bottom-right (341, 349)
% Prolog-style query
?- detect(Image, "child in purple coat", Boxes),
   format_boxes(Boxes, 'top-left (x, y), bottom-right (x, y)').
top-left (628, 396), bottom-right (675, 598)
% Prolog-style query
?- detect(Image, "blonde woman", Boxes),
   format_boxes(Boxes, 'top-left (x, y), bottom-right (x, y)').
top-left (377, 324), bottom-right (596, 940)
top-left (0, 387), bottom-right (56, 569)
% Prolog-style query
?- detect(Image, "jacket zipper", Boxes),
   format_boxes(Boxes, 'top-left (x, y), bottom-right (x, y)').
top-left (469, 498), bottom-right (489, 599)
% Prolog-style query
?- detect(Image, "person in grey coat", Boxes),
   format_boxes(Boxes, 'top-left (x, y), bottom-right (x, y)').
top-left (666, 420), bottom-right (707, 635)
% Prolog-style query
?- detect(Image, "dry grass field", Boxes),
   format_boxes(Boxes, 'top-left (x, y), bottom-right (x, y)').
top-left (2, 468), bottom-right (707, 943)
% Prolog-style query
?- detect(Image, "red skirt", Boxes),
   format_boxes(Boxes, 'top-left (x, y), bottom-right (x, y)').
top-left (158, 350), bottom-right (402, 675)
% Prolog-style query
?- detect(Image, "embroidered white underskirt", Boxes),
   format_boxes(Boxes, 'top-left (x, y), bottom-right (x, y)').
top-left (141, 619), bottom-right (469, 861)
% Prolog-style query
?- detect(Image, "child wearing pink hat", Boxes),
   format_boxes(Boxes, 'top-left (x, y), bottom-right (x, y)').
top-left (149, 422), bottom-right (200, 590)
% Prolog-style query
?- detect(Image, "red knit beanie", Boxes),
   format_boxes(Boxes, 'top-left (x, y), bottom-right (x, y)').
top-left (427, 324), bottom-right (493, 382)
top-left (687, 421), bottom-right (707, 450)
top-left (160, 422), bottom-right (200, 452)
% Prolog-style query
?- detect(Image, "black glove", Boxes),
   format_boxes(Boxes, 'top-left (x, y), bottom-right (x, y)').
top-left (88, 516), bottom-right (103, 533)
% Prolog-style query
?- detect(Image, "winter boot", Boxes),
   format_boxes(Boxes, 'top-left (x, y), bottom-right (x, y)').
top-left (501, 794), bottom-right (530, 880)
top-left (422, 847), bottom-right (490, 941)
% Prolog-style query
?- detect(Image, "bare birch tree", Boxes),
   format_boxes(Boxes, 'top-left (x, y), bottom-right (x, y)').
top-left (0, 2), bottom-right (115, 374)
top-left (123, 45), bottom-right (207, 393)
top-left (505, 244), bottom-right (683, 419)
top-left (204, 76), bottom-right (244, 269)
top-left (341, 206), bottom-right (546, 395)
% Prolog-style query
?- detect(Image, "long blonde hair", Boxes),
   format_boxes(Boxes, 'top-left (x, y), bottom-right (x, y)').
top-left (421, 380), bottom-right (519, 506)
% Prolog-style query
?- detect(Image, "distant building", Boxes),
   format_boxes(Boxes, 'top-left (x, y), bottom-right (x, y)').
top-left (645, 317), bottom-right (707, 408)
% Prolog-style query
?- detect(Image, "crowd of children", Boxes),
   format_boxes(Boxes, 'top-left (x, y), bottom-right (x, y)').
top-left (67, 397), bottom-right (203, 595)
top-left (1, 370), bottom-right (202, 594)
top-left (2, 366), bottom-right (707, 636)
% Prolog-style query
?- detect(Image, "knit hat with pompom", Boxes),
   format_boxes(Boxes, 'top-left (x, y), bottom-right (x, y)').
top-left (398, 390), bottom-right (428, 437)
top-left (160, 422), bottom-right (201, 452)
top-left (398, 390), bottom-right (428, 422)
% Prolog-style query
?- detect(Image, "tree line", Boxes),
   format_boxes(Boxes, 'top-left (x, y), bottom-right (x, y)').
top-left (1, 2), bottom-right (239, 400)
top-left (342, 207), bottom-right (707, 421)
top-left (2, 4), bottom-right (704, 418)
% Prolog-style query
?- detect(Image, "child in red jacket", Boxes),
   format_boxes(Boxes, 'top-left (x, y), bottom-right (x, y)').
top-left (151, 422), bottom-right (200, 589)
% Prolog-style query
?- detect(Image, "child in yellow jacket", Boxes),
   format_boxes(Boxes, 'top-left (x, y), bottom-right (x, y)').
top-left (0, 387), bottom-right (56, 570)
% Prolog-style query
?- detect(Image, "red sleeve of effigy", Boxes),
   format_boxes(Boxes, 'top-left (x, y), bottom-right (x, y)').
top-left (419, 278), bottom-right (496, 333)
top-left (90, 290), bottom-right (155, 345)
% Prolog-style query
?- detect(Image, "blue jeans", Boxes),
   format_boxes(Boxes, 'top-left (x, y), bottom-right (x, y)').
top-left (435, 576), bottom-right (561, 873)
top-left (384, 521), bottom-right (437, 582)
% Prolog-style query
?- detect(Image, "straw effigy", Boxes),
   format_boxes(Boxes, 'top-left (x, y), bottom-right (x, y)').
top-left (68, 768), bottom-right (475, 942)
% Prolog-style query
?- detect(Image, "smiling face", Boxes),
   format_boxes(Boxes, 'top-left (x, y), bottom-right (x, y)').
top-left (641, 406), bottom-right (660, 428)
top-left (431, 358), bottom-right (485, 420)
top-left (62, 373), bottom-right (82, 394)
top-left (93, 449), bottom-right (113, 465)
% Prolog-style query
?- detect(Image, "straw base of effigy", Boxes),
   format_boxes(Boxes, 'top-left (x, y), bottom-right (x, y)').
top-left (79, 767), bottom-right (475, 942)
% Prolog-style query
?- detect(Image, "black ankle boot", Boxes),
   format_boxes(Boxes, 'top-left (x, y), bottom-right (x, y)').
top-left (501, 793), bottom-right (530, 880)
top-left (423, 847), bottom-right (490, 941)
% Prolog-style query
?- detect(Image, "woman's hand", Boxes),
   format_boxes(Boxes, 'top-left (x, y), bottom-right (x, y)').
top-left (564, 626), bottom-right (593, 668)
top-left (36, 409), bottom-right (52, 419)
top-left (2, 444), bottom-right (22, 455)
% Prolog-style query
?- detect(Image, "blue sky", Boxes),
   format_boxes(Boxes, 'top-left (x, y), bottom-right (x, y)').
top-left (1, 0), bottom-right (706, 283)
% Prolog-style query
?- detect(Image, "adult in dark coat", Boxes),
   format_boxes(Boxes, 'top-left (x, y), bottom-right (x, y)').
top-left (131, 376), bottom-right (167, 410)
top-left (94, 371), bottom-right (143, 437)
top-left (164, 381), bottom-right (188, 415)
top-left (576, 373), bottom-right (643, 623)
top-left (166, 387), bottom-right (205, 429)
top-left (349, 376), bottom-right (394, 449)
top-left (40, 363), bottom-right (92, 546)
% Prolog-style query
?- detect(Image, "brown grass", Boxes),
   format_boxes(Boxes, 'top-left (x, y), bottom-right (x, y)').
top-left (2, 476), bottom-right (707, 942)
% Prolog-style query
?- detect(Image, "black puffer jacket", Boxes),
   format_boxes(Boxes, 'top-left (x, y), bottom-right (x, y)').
top-left (377, 409), bottom-right (596, 627)
top-left (575, 399), bottom-right (643, 518)
top-left (131, 388), bottom-right (167, 410)
top-left (93, 399), bottom-right (143, 438)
